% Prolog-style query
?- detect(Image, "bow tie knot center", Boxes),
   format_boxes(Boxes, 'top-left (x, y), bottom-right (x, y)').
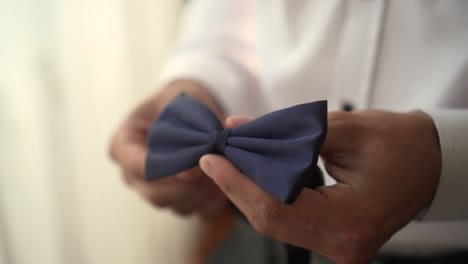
top-left (207, 129), bottom-right (231, 154)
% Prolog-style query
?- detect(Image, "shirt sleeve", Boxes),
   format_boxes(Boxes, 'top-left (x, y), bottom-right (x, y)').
top-left (155, 0), bottom-right (265, 116)
top-left (421, 108), bottom-right (468, 221)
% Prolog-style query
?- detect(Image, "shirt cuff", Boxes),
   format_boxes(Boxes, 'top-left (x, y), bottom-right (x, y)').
top-left (420, 108), bottom-right (468, 221)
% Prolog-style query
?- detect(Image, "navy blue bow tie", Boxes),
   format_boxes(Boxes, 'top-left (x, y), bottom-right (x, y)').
top-left (146, 93), bottom-right (327, 204)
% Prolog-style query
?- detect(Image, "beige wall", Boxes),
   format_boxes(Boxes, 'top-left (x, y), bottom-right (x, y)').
top-left (0, 1), bottom-right (202, 264)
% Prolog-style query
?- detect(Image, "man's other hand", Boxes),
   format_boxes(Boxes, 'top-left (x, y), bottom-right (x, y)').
top-left (109, 81), bottom-right (227, 219)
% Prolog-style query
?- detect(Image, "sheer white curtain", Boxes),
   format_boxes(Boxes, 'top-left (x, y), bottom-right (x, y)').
top-left (0, 1), bottom-right (202, 264)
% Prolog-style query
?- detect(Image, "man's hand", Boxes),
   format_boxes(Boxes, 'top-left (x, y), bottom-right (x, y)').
top-left (199, 110), bottom-right (442, 263)
top-left (109, 80), bottom-right (228, 219)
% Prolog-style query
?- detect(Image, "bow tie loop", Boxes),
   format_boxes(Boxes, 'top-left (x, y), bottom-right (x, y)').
top-left (207, 128), bottom-right (231, 154)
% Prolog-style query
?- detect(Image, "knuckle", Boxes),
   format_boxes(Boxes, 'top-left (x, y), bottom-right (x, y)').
top-left (131, 166), bottom-right (145, 179)
top-left (250, 199), bottom-right (278, 236)
top-left (251, 216), bottom-right (273, 236)
top-left (122, 172), bottom-right (136, 186)
top-left (218, 177), bottom-right (235, 195)
top-left (258, 199), bottom-right (279, 221)
top-left (333, 227), bottom-right (377, 262)
top-left (127, 155), bottom-right (146, 177)
top-left (173, 207), bottom-right (194, 217)
top-left (147, 193), bottom-right (171, 208)
top-left (338, 229), bottom-right (368, 245)
top-left (337, 221), bottom-right (378, 245)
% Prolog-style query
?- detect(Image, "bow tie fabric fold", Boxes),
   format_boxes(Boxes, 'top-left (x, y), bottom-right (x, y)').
top-left (146, 93), bottom-right (327, 204)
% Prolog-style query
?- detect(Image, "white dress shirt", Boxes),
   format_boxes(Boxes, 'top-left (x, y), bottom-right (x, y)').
top-left (156, 0), bottom-right (468, 255)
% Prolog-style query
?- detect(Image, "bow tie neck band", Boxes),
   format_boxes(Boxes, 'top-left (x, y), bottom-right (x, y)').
top-left (146, 93), bottom-right (327, 204)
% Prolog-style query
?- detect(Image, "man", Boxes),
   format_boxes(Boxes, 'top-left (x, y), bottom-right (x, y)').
top-left (110, 1), bottom-right (468, 263)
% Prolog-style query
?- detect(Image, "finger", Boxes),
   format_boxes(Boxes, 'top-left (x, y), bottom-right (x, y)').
top-left (199, 154), bottom-right (268, 210)
top-left (225, 115), bottom-right (252, 129)
top-left (110, 125), bottom-right (148, 178)
top-left (174, 188), bottom-right (224, 217)
top-left (129, 166), bottom-right (206, 192)
top-left (133, 180), bottom-right (197, 208)
top-left (197, 193), bottom-right (228, 220)
top-left (119, 143), bottom-right (147, 177)
top-left (122, 170), bottom-right (137, 186)
top-left (175, 166), bottom-right (205, 182)
top-left (133, 174), bottom-right (219, 208)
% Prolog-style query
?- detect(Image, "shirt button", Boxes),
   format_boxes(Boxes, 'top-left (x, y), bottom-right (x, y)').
top-left (341, 101), bottom-right (355, 112)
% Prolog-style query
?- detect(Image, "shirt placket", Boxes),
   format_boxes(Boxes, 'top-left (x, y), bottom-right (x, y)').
top-left (330, 0), bottom-right (386, 111)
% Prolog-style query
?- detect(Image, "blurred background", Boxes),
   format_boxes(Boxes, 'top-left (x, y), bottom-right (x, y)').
top-left (0, 1), bottom-right (203, 263)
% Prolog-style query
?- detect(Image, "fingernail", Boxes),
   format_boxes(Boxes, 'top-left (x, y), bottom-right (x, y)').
top-left (200, 156), bottom-right (214, 178)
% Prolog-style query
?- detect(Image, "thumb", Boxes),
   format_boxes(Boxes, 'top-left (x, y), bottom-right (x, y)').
top-left (225, 115), bottom-right (252, 129)
top-left (199, 154), bottom-right (276, 217)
